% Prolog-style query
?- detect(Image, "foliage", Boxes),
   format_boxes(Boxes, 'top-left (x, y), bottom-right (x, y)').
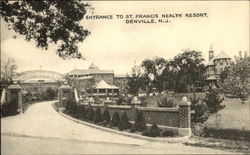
top-left (1, 97), bottom-right (18, 117)
top-left (203, 127), bottom-right (250, 141)
top-left (93, 108), bottom-right (102, 123)
top-left (127, 65), bottom-right (144, 96)
top-left (116, 96), bottom-right (126, 105)
top-left (157, 96), bottom-right (176, 108)
top-left (204, 86), bottom-right (224, 115)
top-left (86, 105), bottom-right (94, 121)
top-left (102, 108), bottom-right (111, 123)
top-left (141, 57), bottom-right (167, 93)
top-left (162, 130), bottom-right (175, 137)
top-left (162, 50), bottom-right (205, 92)
top-left (111, 112), bottom-right (120, 127)
top-left (118, 112), bottom-right (131, 130)
top-left (142, 123), bottom-right (161, 137)
top-left (0, 58), bottom-right (17, 94)
top-left (134, 110), bottom-right (147, 131)
top-left (0, 1), bottom-right (90, 59)
top-left (220, 57), bottom-right (250, 103)
top-left (76, 105), bottom-right (86, 120)
top-left (190, 92), bottom-right (211, 124)
top-left (192, 102), bottom-right (210, 124)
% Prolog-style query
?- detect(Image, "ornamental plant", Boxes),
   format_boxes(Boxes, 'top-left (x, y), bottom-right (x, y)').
top-left (102, 109), bottom-right (111, 123)
top-left (93, 108), bottom-right (102, 123)
top-left (111, 112), bottom-right (120, 127)
top-left (134, 110), bottom-right (147, 131)
top-left (86, 105), bottom-right (94, 121)
top-left (118, 112), bottom-right (131, 131)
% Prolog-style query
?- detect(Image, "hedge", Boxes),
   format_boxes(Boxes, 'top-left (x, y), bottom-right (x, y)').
top-left (203, 127), bottom-right (250, 141)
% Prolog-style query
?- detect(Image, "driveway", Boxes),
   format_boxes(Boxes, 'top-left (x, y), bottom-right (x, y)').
top-left (1, 101), bottom-right (236, 154)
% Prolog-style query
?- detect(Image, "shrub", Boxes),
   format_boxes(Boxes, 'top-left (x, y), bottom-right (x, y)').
top-left (130, 125), bottom-right (136, 133)
top-left (142, 123), bottom-right (161, 137)
top-left (157, 96), bottom-right (176, 108)
top-left (86, 105), bottom-right (94, 121)
top-left (203, 127), bottom-right (250, 141)
top-left (102, 109), bottom-right (111, 123)
top-left (76, 105), bottom-right (86, 120)
top-left (204, 86), bottom-right (225, 115)
top-left (162, 130), bottom-right (175, 137)
top-left (93, 108), bottom-right (102, 123)
top-left (118, 112), bottom-right (131, 131)
top-left (134, 110), bottom-right (147, 131)
top-left (111, 112), bottom-right (120, 127)
top-left (117, 96), bottom-right (126, 105)
top-left (192, 102), bottom-right (210, 124)
top-left (94, 97), bottom-right (101, 104)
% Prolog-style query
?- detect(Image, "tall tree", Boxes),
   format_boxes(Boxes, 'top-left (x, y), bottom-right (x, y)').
top-left (127, 65), bottom-right (144, 96)
top-left (0, 1), bottom-right (90, 59)
top-left (220, 56), bottom-right (250, 129)
top-left (169, 50), bottom-right (205, 92)
top-left (141, 57), bottom-right (167, 93)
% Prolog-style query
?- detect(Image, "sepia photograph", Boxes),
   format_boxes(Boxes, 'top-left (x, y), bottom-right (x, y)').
top-left (1, 0), bottom-right (250, 154)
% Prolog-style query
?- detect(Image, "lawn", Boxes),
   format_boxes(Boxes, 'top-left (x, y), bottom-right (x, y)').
top-left (142, 94), bottom-right (250, 130)
top-left (205, 98), bottom-right (250, 130)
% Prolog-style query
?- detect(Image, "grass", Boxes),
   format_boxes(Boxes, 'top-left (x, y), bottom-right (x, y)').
top-left (143, 93), bottom-right (250, 130)
top-left (205, 98), bottom-right (250, 130)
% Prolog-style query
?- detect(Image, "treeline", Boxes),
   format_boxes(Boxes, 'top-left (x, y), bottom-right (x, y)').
top-left (23, 87), bottom-right (58, 103)
top-left (127, 50), bottom-right (206, 95)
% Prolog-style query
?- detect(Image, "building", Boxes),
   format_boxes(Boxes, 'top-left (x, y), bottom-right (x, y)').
top-left (114, 74), bottom-right (128, 95)
top-left (205, 46), bottom-right (232, 81)
top-left (68, 63), bottom-right (128, 96)
top-left (17, 70), bottom-right (65, 93)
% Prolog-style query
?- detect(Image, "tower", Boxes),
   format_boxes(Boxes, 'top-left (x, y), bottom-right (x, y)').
top-left (209, 45), bottom-right (214, 61)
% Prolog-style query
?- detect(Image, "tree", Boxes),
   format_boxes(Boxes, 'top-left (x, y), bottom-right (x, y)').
top-left (220, 56), bottom-right (250, 129)
top-left (190, 92), bottom-right (210, 124)
top-left (0, 58), bottom-right (17, 93)
top-left (127, 65), bottom-right (144, 96)
top-left (111, 112), bottom-right (120, 127)
top-left (118, 112), bottom-right (131, 130)
top-left (102, 108), bottom-right (111, 123)
top-left (0, 1), bottom-right (90, 59)
top-left (204, 86), bottom-right (225, 127)
top-left (166, 50), bottom-right (205, 92)
top-left (141, 57), bottom-right (167, 93)
top-left (93, 108), bottom-right (102, 123)
top-left (134, 110), bottom-right (147, 131)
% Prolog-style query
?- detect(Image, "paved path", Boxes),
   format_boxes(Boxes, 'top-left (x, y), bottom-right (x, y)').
top-left (1, 101), bottom-right (236, 154)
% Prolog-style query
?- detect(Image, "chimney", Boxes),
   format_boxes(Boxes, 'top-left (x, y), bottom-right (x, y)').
top-left (209, 45), bottom-right (214, 61)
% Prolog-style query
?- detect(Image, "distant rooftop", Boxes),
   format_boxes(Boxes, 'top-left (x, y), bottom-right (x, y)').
top-left (68, 62), bottom-right (114, 75)
top-left (213, 51), bottom-right (231, 60)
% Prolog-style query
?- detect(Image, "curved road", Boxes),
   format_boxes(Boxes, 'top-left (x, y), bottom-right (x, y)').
top-left (1, 101), bottom-right (235, 154)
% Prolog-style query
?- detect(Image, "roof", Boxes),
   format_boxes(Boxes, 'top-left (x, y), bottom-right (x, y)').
top-left (114, 74), bottom-right (128, 78)
top-left (88, 62), bottom-right (99, 70)
top-left (93, 80), bottom-right (118, 89)
top-left (68, 69), bottom-right (114, 75)
top-left (206, 58), bottom-right (215, 66)
top-left (206, 75), bottom-right (218, 81)
top-left (213, 51), bottom-right (231, 60)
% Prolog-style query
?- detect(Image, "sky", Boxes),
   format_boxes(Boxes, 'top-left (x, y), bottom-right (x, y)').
top-left (1, 1), bottom-right (249, 75)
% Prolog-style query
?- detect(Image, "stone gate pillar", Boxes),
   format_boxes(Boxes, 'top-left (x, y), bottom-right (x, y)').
top-left (59, 82), bottom-right (72, 110)
top-left (7, 83), bottom-right (22, 114)
top-left (178, 97), bottom-right (191, 136)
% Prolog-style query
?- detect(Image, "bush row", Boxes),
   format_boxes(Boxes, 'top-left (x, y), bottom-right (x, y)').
top-left (203, 127), bottom-right (250, 141)
top-left (64, 99), bottom-right (176, 137)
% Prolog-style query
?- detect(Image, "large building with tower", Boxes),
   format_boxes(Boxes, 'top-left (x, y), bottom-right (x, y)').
top-left (205, 46), bottom-right (232, 81)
